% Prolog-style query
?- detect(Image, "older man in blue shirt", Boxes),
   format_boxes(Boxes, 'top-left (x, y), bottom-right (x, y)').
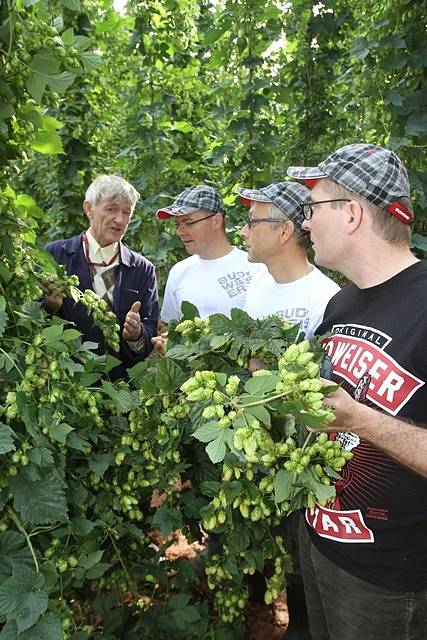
top-left (44, 174), bottom-right (158, 378)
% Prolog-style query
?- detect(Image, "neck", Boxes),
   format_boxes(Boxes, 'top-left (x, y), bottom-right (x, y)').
top-left (342, 244), bottom-right (418, 288)
top-left (266, 250), bottom-right (312, 284)
top-left (198, 236), bottom-right (233, 260)
top-left (86, 227), bottom-right (119, 249)
top-left (87, 228), bottom-right (119, 249)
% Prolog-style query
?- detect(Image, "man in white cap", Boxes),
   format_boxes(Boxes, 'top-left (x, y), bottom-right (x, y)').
top-left (239, 181), bottom-right (340, 338)
top-left (156, 184), bottom-right (261, 329)
top-left (287, 143), bottom-right (427, 640)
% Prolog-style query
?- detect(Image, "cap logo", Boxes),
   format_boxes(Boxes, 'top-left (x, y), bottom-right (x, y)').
top-left (388, 202), bottom-right (413, 225)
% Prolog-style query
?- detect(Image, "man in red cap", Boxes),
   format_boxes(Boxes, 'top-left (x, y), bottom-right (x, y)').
top-left (287, 143), bottom-right (427, 640)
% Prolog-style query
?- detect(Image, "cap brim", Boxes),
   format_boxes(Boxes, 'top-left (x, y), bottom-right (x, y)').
top-left (156, 205), bottom-right (199, 219)
top-left (237, 187), bottom-right (271, 207)
top-left (287, 166), bottom-right (328, 180)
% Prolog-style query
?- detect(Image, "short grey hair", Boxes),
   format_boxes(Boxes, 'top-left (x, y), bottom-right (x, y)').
top-left (85, 175), bottom-right (140, 207)
top-left (267, 204), bottom-right (309, 250)
top-left (323, 178), bottom-right (411, 246)
top-left (268, 203), bottom-right (288, 220)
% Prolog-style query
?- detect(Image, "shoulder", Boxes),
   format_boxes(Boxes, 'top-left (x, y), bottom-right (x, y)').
top-left (231, 247), bottom-right (247, 258)
top-left (402, 260), bottom-right (427, 286)
top-left (228, 247), bottom-right (265, 274)
top-left (311, 268), bottom-right (341, 293)
top-left (247, 266), bottom-right (271, 289)
top-left (167, 254), bottom-right (197, 277)
top-left (318, 282), bottom-right (356, 324)
top-left (229, 247), bottom-right (250, 264)
top-left (121, 244), bottom-right (155, 273)
top-left (45, 234), bottom-right (82, 255)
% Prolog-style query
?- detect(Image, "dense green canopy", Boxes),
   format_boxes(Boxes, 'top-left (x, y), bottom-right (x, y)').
top-left (0, 2), bottom-right (426, 638)
top-left (3, 0), bottom-right (427, 258)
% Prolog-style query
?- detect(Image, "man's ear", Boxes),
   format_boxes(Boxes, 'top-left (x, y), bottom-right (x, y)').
top-left (83, 201), bottom-right (92, 221)
top-left (212, 212), bottom-right (223, 230)
top-left (280, 219), bottom-right (294, 243)
top-left (347, 200), bottom-right (363, 234)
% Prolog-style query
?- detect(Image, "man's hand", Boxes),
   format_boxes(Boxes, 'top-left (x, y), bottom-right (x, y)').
top-left (151, 332), bottom-right (168, 354)
top-left (319, 379), bottom-right (427, 477)
top-left (123, 301), bottom-right (142, 340)
top-left (43, 285), bottom-right (64, 313)
top-left (319, 378), bottom-right (362, 432)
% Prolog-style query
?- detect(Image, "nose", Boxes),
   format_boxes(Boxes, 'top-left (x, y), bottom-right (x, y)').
top-left (240, 223), bottom-right (249, 239)
top-left (114, 211), bottom-right (127, 224)
top-left (301, 219), bottom-right (311, 232)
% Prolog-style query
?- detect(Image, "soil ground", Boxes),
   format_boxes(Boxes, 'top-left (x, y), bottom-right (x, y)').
top-left (163, 530), bottom-right (289, 640)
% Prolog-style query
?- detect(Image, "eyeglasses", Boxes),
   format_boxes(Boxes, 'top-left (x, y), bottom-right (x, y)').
top-left (246, 217), bottom-right (286, 229)
top-left (302, 199), bottom-right (351, 220)
top-left (175, 212), bottom-right (217, 229)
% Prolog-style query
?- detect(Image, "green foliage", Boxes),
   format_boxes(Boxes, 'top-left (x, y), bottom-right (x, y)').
top-left (0, 564), bottom-right (49, 634)
top-left (0, 532), bottom-right (34, 580)
top-left (0, 0), bottom-right (426, 637)
top-left (13, 0), bottom-right (426, 267)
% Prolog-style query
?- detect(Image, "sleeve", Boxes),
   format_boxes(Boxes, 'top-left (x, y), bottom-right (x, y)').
top-left (160, 269), bottom-right (181, 323)
top-left (121, 261), bottom-right (159, 362)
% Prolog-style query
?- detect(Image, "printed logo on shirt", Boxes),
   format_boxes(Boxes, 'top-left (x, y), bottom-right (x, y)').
top-left (306, 504), bottom-right (375, 543)
top-left (271, 307), bottom-right (309, 331)
top-left (218, 271), bottom-right (253, 298)
top-left (335, 431), bottom-right (360, 451)
top-left (322, 324), bottom-right (424, 415)
top-left (365, 506), bottom-right (389, 521)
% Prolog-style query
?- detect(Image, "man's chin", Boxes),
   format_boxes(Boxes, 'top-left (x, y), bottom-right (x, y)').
top-left (109, 232), bottom-right (124, 242)
top-left (182, 241), bottom-right (195, 255)
top-left (312, 249), bottom-right (328, 268)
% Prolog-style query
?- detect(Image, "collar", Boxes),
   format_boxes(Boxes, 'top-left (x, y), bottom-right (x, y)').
top-left (86, 228), bottom-right (119, 265)
top-left (65, 233), bottom-right (135, 268)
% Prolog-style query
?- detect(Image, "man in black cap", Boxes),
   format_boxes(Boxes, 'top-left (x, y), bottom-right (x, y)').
top-left (287, 143), bottom-right (427, 640)
top-left (156, 184), bottom-right (261, 327)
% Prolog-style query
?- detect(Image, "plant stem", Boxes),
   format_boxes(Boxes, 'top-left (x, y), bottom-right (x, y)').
top-left (109, 531), bottom-right (136, 595)
top-left (0, 348), bottom-right (24, 379)
top-left (7, 507), bottom-right (39, 573)
top-left (29, 522), bottom-right (60, 537)
top-left (241, 392), bottom-right (286, 408)
top-left (301, 432), bottom-right (313, 453)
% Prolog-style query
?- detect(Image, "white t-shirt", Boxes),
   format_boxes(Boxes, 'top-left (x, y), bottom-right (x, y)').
top-left (161, 247), bottom-right (263, 322)
top-left (243, 266), bottom-right (340, 338)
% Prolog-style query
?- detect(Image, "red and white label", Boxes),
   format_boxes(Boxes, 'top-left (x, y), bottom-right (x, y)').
top-left (306, 504), bottom-right (374, 543)
top-left (322, 335), bottom-right (424, 415)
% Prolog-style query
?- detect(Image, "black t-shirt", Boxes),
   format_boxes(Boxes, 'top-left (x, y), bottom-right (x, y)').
top-left (306, 261), bottom-right (427, 591)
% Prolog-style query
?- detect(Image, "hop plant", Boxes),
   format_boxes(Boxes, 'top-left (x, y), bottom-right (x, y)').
top-left (42, 268), bottom-right (120, 351)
